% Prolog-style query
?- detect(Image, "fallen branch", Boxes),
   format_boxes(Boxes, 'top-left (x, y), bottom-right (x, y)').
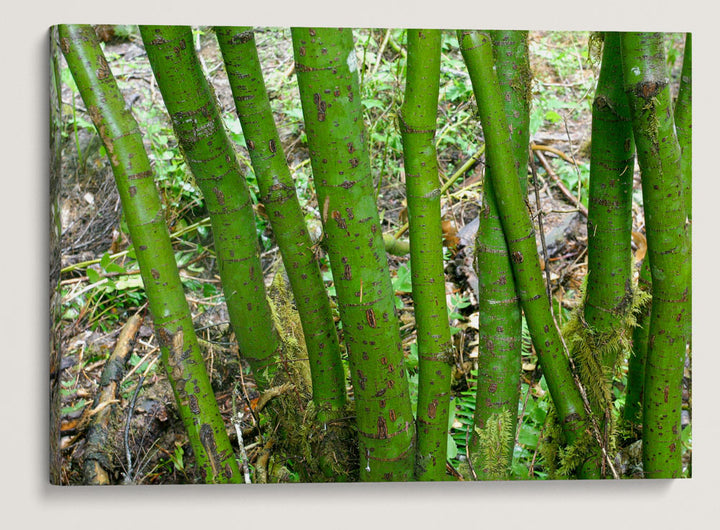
top-left (531, 143), bottom-right (577, 165)
top-left (533, 148), bottom-right (588, 218)
top-left (255, 439), bottom-right (275, 484)
top-left (82, 312), bottom-right (143, 485)
top-left (254, 382), bottom-right (295, 414)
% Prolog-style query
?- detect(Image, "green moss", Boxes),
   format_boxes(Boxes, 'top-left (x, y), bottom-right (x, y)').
top-left (538, 280), bottom-right (651, 477)
top-left (588, 32), bottom-right (604, 66)
top-left (472, 409), bottom-right (514, 480)
top-left (565, 279), bottom-right (651, 411)
top-left (261, 267), bottom-right (358, 482)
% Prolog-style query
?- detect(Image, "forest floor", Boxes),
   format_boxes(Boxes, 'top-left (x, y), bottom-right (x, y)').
top-left (51, 27), bottom-right (690, 484)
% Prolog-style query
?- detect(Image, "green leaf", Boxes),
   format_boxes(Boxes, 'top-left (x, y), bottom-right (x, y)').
top-left (518, 424), bottom-right (540, 449)
top-left (512, 460), bottom-right (530, 480)
top-left (114, 275), bottom-right (144, 290)
top-left (521, 392), bottom-right (537, 415)
top-left (408, 370), bottom-right (419, 419)
top-left (406, 342), bottom-right (419, 372)
top-left (175, 251), bottom-right (190, 267)
top-left (106, 262), bottom-right (126, 274)
top-left (392, 262), bottom-right (413, 293)
top-left (681, 424), bottom-right (692, 445)
top-left (362, 98), bottom-right (385, 110)
top-left (61, 398), bottom-right (87, 416)
top-left (100, 252), bottom-right (112, 270)
top-left (545, 110), bottom-right (562, 123)
top-left (529, 108), bottom-right (544, 136)
top-left (181, 277), bottom-right (201, 291)
top-left (447, 398), bottom-right (457, 429)
top-left (446, 433), bottom-right (458, 459)
top-left (530, 402), bottom-right (548, 424)
top-left (87, 267), bottom-right (101, 284)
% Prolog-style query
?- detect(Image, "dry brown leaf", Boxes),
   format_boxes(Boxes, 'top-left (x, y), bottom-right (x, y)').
top-left (467, 312), bottom-right (479, 330)
top-left (632, 231), bottom-right (647, 261)
top-left (442, 220), bottom-right (459, 250)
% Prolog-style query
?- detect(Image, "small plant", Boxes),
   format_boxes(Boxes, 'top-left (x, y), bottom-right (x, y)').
top-left (552, 158), bottom-right (590, 207)
top-left (447, 293), bottom-right (472, 335)
top-left (169, 441), bottom-right (185, 473)
top-left (512, 377), bottom-right (551, 479)
top-left (448, 377), bottom-right (476, 468)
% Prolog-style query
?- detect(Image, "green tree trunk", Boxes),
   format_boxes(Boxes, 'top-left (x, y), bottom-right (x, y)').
top-left (675, 33), bottom-right (692, 223)
top-left (214, 26), bottom-right (347, 417)
top-left (571, 32), bottom-right (636, 477)
top-left (140, 25), bottom-right (280, 390)
top-left (399, 29), bottom-right (453, 481)
top-left (622, 33), bottom-right (690, 433)
top-left (584, 32), bottom-right (636, 345)
top-left (467, 30), bottom-right (530, 480)
top-left (488, 30), bottom-right (531, 198)
top-left (621, 32), bottom-right (690, 478)
top-left (674, 33), bottom-right (692, 349)
top-left (292, 27), bottom-right (416, 481)
top-left (623, 259), bottom-right (651, 427)
top-left (458, 30), bottom-right (589, 452)
top-left (59, 24), bottom-right (241, 483)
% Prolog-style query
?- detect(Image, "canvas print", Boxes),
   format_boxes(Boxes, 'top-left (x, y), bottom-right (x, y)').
top-left (49, 25), bottom-right (692, 484)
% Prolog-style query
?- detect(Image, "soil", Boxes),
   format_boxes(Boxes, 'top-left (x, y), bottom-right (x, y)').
top-left (51, 28), bottom-right (689, 484)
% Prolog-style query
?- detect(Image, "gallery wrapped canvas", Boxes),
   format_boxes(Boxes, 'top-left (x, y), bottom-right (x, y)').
top-left (49, 24), bottom-right (691, 484)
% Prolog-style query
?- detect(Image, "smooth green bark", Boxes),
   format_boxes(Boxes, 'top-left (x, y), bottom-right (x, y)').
top-left (215, 26), bottom-right (347, 416)
top-left (399, 29), bottom-right (453, 481)
top-left (675, 33), bottom-right (692, 223)
top-left (624, 259), bottom-right (652, 427)
top-left (584, 32), bottom-right (635, 342)
top-left (292, 27), bottom-right (415, 481)
top-left (621, 32), bottom-right (690, 478)
top-left (140, 25), bottom-right (280, 390)
top-left (59, 24), bottom-right (240, 483)
top-left (489, 30), bottom-right (531, 197)
top-left (458, 30), bottom-right (588, 447)
top-left (574, 33), bottom-right (636, 477)
top-left (467, 30), bottom-right (529, 480)
top-left (675, 33), bottom-right (692, 348)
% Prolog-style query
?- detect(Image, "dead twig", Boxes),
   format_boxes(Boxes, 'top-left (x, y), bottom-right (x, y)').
top-left (530, 151), bottom-right (553, 303)
top-left (531, 143), bottom-right (576, 165)
top-left (123, 372), bottom-right (147, 484)
top-left (370, 29), bottom-right (392, 79)
top-left (232, 387), bottom-right (252, 484)
top-left (533, 147), bottom-right (588, 218)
